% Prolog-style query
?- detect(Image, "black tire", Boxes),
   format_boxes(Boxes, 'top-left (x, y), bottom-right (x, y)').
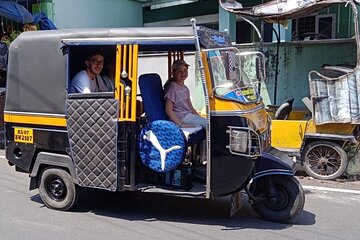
top-left (250, 175), bottom-right (305, 222)
top-left (38, 167), bottom-right (78, 211)
top-left (302, 141), bottom-right (348, 180)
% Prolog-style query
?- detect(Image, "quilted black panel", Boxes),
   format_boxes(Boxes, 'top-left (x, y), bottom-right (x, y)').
top-left (67, 98), bottom-right (118, 191)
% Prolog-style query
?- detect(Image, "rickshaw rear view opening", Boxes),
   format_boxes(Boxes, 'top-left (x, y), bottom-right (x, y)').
top-left (3, 19), bottom-right (304, 222)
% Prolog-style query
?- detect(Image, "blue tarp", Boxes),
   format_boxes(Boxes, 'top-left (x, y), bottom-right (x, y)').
top-left (0, 0), bottom-right (56, 29)
top-left (33, 11), bottom-right (56, 30)
top-left (0, 1), bottom-right (33, 24)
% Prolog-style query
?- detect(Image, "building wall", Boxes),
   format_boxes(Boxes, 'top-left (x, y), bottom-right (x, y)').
top-left (52, 0), bottom-right (143, 28)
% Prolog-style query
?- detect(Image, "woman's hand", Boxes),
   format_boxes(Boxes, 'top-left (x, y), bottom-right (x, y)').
top-left (180, 123), bottom-right (196, 128)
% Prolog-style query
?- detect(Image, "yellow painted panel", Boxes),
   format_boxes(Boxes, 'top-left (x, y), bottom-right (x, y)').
top-left (288, 110), bottom-right (309, 120)
top-left (4, 114), bottom-right (66, 127)
top-left (271, 120), bottom-right (307, 149)
top-left (305, 119), bottom-right (356, 135)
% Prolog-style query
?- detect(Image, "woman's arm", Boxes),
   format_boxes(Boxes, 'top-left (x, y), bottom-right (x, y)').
top-left (165, 98), bottom-right (182, 126)
top-left (187, 98), bottom-right (200, 115)
top-left (165, 98), bottom-right (194, 128)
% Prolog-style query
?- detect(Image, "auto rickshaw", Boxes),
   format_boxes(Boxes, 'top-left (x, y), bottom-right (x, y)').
top-left (3, 20), bottom-right (304, 222)
top-left (220, 0), bottom-right (360, 180)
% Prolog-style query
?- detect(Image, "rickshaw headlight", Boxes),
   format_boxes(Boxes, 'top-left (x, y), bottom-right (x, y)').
top-left (229, 130), bottom-right (249, 153)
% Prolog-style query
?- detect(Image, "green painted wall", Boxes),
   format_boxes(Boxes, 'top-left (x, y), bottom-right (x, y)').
top-left (52, 0), bottom-right (143, 28)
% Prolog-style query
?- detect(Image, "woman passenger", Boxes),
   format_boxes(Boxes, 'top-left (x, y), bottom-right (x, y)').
top-left (164, 59), bottom-right (206, 128)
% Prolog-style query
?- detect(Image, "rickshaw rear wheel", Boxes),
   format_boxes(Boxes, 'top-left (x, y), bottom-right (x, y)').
top-left (38, 167), bottom-right (79, 211)
top-left (302, 141), bottom-right (348, 180)
top-left (250, 175), bottom-right (305, 222)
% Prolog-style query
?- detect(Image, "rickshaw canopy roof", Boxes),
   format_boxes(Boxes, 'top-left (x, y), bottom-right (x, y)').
top-left (5, 26), bottom-right (230, 115)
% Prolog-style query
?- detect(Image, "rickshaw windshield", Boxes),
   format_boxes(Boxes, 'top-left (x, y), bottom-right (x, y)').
top-left (206, 47), bottom-right (265, 103)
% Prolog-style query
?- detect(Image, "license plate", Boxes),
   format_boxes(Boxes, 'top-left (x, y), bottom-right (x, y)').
top-left (14, 128), bottom-right (34, 144)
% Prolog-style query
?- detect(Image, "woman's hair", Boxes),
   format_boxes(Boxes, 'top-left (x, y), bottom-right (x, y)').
top-left (163, 77), bottom-right (174, 93)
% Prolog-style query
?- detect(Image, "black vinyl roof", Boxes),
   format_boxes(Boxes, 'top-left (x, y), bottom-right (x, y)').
top-left (5, 26), bottom-right (230, 115)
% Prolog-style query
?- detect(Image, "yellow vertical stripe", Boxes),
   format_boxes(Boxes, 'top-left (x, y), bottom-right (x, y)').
top-left (116, 45), bottom-right (125, 119)
top-left (129, 45), bottom-right (133, 79)
top-left (130, 44), bottom-right (138, 122)
top-left (122, 45), bottom-right (127, 73)
top-left (202, 51), bottom-right (213, 98)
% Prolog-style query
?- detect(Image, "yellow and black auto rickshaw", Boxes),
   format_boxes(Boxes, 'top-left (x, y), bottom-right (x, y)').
top-left (3, 20), bottom-right (304, 222)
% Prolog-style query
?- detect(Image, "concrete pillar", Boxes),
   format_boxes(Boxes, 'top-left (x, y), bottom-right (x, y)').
top-left (219, 5), bottom-right (236, 42)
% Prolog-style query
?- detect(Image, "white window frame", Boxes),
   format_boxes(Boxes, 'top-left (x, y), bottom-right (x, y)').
top-left (315, 14), bottom-right (336, 39)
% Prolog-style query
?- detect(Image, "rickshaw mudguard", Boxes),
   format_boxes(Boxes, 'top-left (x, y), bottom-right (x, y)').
top-left (252, 147), bottom-right (296, 180)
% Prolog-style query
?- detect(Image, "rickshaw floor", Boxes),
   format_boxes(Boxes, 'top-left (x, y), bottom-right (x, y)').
top-left (135, 181), bottom-right (206, 198)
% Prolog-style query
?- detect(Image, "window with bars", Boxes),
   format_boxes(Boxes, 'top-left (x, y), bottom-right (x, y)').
top-left (292, 14), bottom-right (335, 40)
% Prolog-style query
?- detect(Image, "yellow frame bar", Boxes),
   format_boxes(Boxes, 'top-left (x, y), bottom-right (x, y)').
top-left (130, 44), bottom-right (138, 122)
top-left (116, 44), bottom-right (138, 122)
top-left (116, 45), bottom-right (125, 119)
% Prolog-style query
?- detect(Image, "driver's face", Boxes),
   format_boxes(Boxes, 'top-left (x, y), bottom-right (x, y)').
top-left (86, 54), bottom-right (104, 75)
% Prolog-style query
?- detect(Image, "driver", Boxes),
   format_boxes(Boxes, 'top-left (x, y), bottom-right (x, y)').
top-left (70, 52), bottom-right (106, 93)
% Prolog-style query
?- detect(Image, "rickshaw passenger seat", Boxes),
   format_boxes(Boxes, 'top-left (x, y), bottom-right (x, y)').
top-left (138, 73), bottom-right (205, 145)
top-left (275, 97), bottom-right (294, 120)
top-left (139, 73), bottom-right (169, 122)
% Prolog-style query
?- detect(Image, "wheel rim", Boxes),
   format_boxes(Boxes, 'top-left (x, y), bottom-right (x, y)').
top-left (46, 177), bottom-right (67, 201)
top-left (263, 186), bottom-right (289, 210)
top-left (305, 144), bottom-right (342, 177)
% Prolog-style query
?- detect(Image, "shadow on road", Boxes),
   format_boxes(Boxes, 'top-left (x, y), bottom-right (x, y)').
top-left (30, 188), bottom-right (316, 230)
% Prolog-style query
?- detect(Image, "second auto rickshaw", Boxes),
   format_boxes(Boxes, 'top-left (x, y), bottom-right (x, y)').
top-left (220, 0), bottom-right (360, 180)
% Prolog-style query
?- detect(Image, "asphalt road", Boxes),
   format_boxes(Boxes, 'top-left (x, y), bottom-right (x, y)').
top-left (1, 152), bottom-right (360, 240)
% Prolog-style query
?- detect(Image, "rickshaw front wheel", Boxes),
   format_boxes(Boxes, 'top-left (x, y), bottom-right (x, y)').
top-left (38, 167), bottom-right (79, 211)
top-left (250, 175), bottom-right (305, 222)
top-left (302, 141), bottom-right (348, 180)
